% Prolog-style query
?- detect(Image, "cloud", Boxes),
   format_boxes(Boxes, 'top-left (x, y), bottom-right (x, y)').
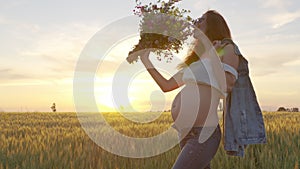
top-left (19, 23), bottom-right (40, 33)
top-left (0, 68), bottom-right (37, 81)
top-left (15, 22), bottom-right (102, 76)
top-left (0, 0), bottom-right (29, 9)
top-left (260, 0), bottom-right (288, 9)
top-left (271, 10), bottom-right (300, 28)
top-left (0, 14), bottom-right (40, 34)
top-left (249, 53), bottom-right (300, 76)
top-left (2, 19), bottom-right (144, 87)
top-left (257, 0), bottom-right (300, 29)
top-left (283, 59), bottom-right (300, 66)
top-left (0, 15), bottom-right (7, 24)
top-left (0, 67), bottom-right (73, 86)
top-left (0, 68), bottom-right (11, 73)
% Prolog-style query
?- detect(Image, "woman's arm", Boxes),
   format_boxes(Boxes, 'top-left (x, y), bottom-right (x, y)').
top-left (221, 45), bottom-right (239, 92)
top-left (139, 50), bottom-right (184, 92)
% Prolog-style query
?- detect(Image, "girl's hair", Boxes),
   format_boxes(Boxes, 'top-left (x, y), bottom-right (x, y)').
top-left (178, 10), bottom-right (232, 68)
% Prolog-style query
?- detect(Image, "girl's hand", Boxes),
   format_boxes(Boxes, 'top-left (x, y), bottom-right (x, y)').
top-left (139, 49), bottom-right (151, 63)
top-left (127, 49), bottom-right (150, 64)
top-left (212, 40), bottom-right (227, 58)
top-left (139, 49), bottom-right (154, 69)
top-left (212, 40), bottom-right (225, 50)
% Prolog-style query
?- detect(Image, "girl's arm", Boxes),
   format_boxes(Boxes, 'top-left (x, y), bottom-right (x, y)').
top-left (139, 50), bottom-right (184, 92)
top-left (212, 40), bottom-right (239, 93)
top-left (221, 45), bottom-right (239, 92)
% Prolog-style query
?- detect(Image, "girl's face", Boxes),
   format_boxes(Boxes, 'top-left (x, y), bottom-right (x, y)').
top-left (193, 14), bottom-right (207, 33)
top-left (193, 14), bottom-right (207, 41)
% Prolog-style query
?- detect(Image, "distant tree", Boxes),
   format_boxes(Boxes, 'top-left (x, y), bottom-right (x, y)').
top-left (277, 107), bottom-right (286, 112)
top-left (51, 103), bottom-right (56, 112)
top-left (292, 107), bottom-right (299, 112)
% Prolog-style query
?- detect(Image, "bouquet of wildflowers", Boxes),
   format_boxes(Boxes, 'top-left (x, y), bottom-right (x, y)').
top-left (127, 0), bottom-right (193, 63)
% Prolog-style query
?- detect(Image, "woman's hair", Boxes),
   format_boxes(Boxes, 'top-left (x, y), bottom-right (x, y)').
top-left (178, 10), bottom-right (232, 68)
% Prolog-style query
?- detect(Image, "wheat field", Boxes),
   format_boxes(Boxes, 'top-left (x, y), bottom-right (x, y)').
top-left (0, 112), bottom-right (299, 169)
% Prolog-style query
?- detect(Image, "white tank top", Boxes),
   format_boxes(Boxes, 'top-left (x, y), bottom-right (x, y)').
top-left (180, 57), bottom-right (237, 95)
top-left (181, 58), bottom-right (220, 90)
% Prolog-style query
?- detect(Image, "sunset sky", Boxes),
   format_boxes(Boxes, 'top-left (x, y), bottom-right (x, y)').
top-left (1, 0), bottom-right (300, 112)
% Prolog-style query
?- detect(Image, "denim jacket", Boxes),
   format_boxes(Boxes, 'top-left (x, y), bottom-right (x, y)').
top-left (222, 39), bottom-right (267, 157)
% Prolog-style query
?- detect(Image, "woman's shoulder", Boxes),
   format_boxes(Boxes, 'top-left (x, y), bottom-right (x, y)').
top-left (221, 39), bottom-right (243, 57)
top-left (222, 44), bottom-right (236, 58)
top-left (221, 43), bottom-right (239, 70)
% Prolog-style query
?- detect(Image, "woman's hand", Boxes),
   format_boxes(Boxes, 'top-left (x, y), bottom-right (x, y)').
top-left (212, 40), bottom-right (225, 51)
top-left (139, 49), bottom-right (154, 69)
top-left (139, 49), bottom-right (151, 63)
top-left (127, 49), bottom-right (150, 64)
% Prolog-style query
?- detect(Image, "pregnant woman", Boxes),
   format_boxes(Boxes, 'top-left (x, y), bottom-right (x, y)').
top-left (139, 10), bottom-right (239, 169)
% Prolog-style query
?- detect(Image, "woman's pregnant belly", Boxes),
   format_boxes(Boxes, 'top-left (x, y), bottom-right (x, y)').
top-left (171, 92), bottom-right (182, 121)
top-left (171, 84), bottom-right (220, 128)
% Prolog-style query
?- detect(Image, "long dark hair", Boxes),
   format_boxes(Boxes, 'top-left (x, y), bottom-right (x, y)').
top-left (178, 10), bottom-right (232, 68)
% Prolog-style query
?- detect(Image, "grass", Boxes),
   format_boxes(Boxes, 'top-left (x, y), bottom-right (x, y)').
top-left (0, 112), bottom-right (299, 169)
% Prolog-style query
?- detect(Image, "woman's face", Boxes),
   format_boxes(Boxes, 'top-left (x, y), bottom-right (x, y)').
top-left (193, 14), bottom-right (207, 41)
top-left (194, 14), bottom-right (207, 33)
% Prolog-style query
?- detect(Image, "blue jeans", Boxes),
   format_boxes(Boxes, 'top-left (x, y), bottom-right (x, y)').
top-left (172, 125), bottom-right (221, 169)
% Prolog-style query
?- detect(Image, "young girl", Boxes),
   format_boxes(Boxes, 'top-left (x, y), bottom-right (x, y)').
top-left (139, 10), bottom-right (239, 169)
